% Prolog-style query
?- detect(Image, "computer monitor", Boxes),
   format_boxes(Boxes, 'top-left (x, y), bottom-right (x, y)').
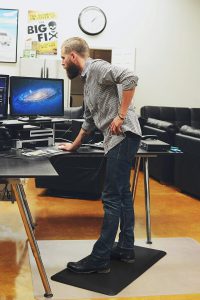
top-left (0, 74), bottom-right (9, 119)
top-left (9, 76), bottom-right (64, 119)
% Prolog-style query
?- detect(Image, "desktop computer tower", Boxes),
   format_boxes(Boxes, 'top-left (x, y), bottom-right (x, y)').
top-left (9, 125), bottom-right (54, 149)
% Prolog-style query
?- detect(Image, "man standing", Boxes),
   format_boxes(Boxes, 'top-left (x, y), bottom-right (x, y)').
top-left (59, 37), bottom-right (141, 274)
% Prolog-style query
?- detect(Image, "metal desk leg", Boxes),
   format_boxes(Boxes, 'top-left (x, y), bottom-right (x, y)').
top-left (11, 183), bottom-right (53, 298)
top-left (143, 157), bottom-right (152, 244)
top-left (131, 156), bottom-right (141, 200)
top-left (20, 184), bottom-right (36, 230)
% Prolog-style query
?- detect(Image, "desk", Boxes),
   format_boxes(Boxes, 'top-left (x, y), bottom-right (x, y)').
top-left (0, 149), bottom-right (58, 298)
top-left (0, 147), bottom-right (104, 297)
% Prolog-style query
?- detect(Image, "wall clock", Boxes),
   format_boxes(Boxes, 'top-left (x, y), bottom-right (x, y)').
top-left (78, 6), bottom-right (107, 36)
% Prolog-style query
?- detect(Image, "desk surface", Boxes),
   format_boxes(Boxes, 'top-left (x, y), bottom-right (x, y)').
top-left (0, 145), bottom-right (181, 178)
top-left (0, 117), bottom-right (71, 126)
top-left (58, 146), bottom-right (181, 157)
top-left (36, 144), bottom-right (181, 158)
top-left (0, 149), bottom-right (58, 178)
top-left (0, 146), bottom-right (105, 178)
top-left (136, 148), bottom-right (182, 157)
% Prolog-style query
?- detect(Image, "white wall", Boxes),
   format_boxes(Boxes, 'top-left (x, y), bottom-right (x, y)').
top-left (0, 0), bottom-right (200, 113)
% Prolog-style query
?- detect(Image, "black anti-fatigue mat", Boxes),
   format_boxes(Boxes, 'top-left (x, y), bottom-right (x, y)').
top-left (51, 245), bottom-right (166, 296)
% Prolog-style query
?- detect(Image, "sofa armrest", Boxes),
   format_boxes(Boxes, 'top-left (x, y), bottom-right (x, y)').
top-left (180, 125), bottom-right (200, 138)
top-left (147, 118), bottom-right (178, 133)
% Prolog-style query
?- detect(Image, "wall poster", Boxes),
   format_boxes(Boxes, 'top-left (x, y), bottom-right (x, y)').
top-left (26, 11), bottom-right (58, 55)
top-left (0, 8), bottom-right (19, 62)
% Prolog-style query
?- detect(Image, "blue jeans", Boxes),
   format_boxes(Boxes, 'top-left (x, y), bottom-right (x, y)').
top-left (91, 132), bottom-right (141, 260)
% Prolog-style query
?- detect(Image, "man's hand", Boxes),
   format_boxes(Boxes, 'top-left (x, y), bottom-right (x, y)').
top-left (58, 143), bottom-right (76, 151)
top-left (109, 116), bottom-right (124, 135)
top-left (58, 128), bottom-right (89, 152)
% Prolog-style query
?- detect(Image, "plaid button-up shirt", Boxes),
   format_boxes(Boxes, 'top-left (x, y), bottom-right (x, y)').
top-left (81, 58), bottom-right (141, 154)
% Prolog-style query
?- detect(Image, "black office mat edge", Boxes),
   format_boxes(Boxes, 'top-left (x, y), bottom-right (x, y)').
top-left (51, 245), bottom-right (167, 296)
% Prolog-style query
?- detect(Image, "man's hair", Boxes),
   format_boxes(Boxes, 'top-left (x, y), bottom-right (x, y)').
top-left (61, 37), bottom-right (90, 58)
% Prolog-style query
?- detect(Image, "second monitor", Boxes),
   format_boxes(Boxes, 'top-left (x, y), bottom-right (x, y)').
top-left (9, 76), bottom-right (64, 120)
top-left (0, 74), bottom-right (9, 119)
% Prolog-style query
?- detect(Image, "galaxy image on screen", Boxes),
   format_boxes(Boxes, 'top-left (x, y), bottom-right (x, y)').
top-left (10, 77), bottom-right (64, 116)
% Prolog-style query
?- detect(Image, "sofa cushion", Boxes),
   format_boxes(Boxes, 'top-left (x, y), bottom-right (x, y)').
top-left (180, 125), bottom-right (200, 138)
top-left (174, 107), bottom-right (191, 128)
top-left (160, 107), bottom-right (175, 122)
top-left (140, 106), bottom-right (191, 129)
top-left (147, 118), bottom-right (178, 133)
top-left (140, 106), bottom-right (161, 120)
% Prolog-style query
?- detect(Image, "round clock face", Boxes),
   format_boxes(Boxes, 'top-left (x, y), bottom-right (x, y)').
top-left (78, 6), bottom-right (107, 36)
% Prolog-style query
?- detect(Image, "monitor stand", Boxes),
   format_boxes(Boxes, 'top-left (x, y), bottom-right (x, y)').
top-left (18, 116), bottom-right (52, 122)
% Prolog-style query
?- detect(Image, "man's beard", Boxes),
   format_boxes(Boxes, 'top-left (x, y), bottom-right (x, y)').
top-left (66, 61), bottom-right (80, 79)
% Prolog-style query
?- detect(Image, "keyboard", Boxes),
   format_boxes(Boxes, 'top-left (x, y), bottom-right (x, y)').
top-left (22, 147), bottom-right (63, 157)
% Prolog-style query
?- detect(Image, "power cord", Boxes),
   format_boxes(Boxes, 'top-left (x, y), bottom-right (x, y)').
top-left (58, 126), bottom-right (73, 139)
top-left (55, 138), bottom-right (72, 143)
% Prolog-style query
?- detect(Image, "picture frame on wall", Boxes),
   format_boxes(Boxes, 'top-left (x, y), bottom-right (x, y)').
top-left (0, 8), bottom-right (19, 63)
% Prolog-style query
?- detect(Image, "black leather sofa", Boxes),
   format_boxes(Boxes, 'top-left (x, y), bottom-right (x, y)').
top-left (174, 108), bottom-right (200, 199)
top-left (140, 106), bottom-right (191, 184)
top-left (140, 105), bottom-right (200, 199)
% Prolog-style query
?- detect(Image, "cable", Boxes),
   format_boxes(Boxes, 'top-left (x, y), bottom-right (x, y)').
top-left (55, 138), bottom-right (72, 143)
top-left (58, 126), bottom-right (73, 139)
